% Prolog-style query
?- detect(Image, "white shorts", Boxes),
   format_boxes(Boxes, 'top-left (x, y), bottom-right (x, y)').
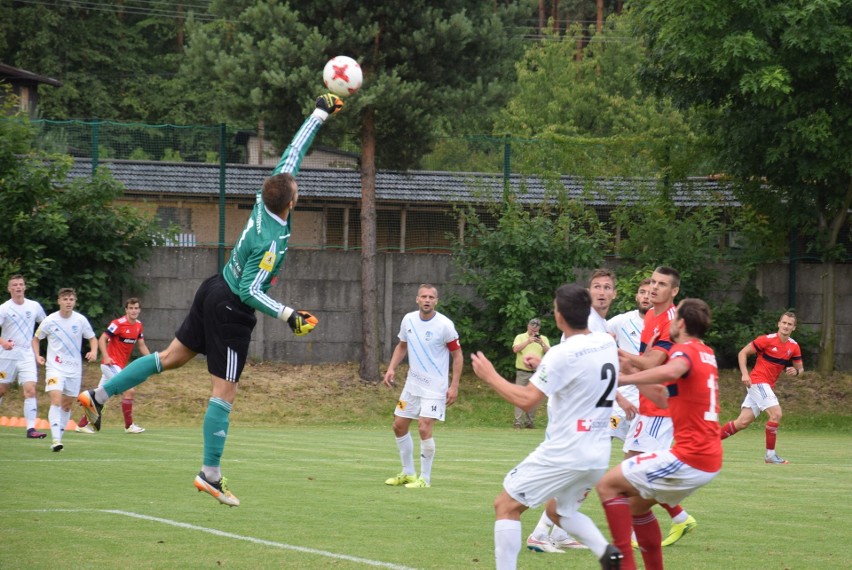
top-left (610, 408), bottom-right (631, 442)
top-left (100, 363), bottom-right (122, 384)
top-left (621, 449), bottom-right (720, 506)
top-left (503, 454), bottom-right (605, 512)
top-left (622, 415), bottom-right (674, 454)
top-left (394, 387), bottom-right (446, 422)
top-left (741, 383), bottom-right (780, 416)
top-left (0, 356), bottom-right (38, 385)
top-left (44, 366), bottom-right (82, 397)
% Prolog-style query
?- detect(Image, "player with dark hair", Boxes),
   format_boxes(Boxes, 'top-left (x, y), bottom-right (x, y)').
top-left (76, 297), bottom-right (150, 434)
top-left (33, 288), bottom-right (98, 452)
top-left (617, 266), bottom-right (698, 547)
top-left (472, 284), bottom-right (623, 570)
top-left (79, 94), bottom-right (345, 506)
top-left (722, 311), bottom-right (803, 464)
top-left (598, 298), bottom-right (721, 570)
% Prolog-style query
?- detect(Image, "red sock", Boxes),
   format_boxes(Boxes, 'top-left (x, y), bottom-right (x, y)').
top-left (78, 415), bottom-right (88, 428)
top-left (766, 421), bottom-right (779, 451)
top-left (720, 420), bottom-right (739, 440)
top-left (633, 511), bottom-right (663, 570)
top-left (602, 497), bottom-right (636, 570)
top-left (121, 399), bottom-right (133, 428)
top-left (660, 503), bottom-right (683, 519)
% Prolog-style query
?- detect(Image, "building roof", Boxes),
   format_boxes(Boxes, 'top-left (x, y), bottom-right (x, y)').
top-left (67, 158), bottom-right (738, 207)
top-left (0, 63), bottom-right (62, 87)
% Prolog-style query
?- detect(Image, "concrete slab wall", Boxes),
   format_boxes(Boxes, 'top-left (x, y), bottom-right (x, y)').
top-left (131, 249), bottom-right (851, 369)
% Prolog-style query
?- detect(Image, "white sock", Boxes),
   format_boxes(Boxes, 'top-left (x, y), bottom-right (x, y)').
top-left (94, 386), bottom-right (109, 404)
top-left (48, 405), bottom-right (62, 440)
top-left (558, 511), bottom-right (608, 558)
top-left (395, 433), bottom-right (415, 475)
top-left (494, 519), bottom-right (522, 570)
top-left (671, 511), bottom-right (689, 524)
top-left (531, 511), bottom-right (554, 540)
top-left (549, 524), bottom-right (570, 543)
top-left (24, 397), bottom-right (38, 430)
top-left (59, 407), bottom-right (71, 437)
top-left (202, 466), bottom-right (222, 482)
top-left (419, 437), bottom-right (435, 483)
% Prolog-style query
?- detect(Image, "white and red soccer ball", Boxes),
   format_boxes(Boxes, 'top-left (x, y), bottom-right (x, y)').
top-left (323, 56), bottom-right (362, 97)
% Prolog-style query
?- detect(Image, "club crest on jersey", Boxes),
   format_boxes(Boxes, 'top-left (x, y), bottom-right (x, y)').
top-left (424, 331), bottom-right (433, 341)
top-left (259, 251), bottom-right (276, 272)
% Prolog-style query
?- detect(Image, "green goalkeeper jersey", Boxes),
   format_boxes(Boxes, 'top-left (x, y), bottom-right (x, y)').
top-left (222, 114), bottom-right (323, 319)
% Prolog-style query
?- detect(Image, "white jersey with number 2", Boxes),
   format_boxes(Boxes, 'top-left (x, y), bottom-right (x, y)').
top-left (529, 331), bottom-right (619, 469)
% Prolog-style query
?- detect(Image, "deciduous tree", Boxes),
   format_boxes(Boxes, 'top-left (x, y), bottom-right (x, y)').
top-left (634, 0), bottom-right (852, 373)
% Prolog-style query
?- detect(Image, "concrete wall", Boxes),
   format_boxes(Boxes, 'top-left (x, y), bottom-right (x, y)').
top-left (132, 248), bottom-right (466, 365)
top-left (132, 248), bottom-right (852, 369)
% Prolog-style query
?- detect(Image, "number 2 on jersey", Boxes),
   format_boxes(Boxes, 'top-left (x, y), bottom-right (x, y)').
top-left (595, 362), bottom-right (617, 408)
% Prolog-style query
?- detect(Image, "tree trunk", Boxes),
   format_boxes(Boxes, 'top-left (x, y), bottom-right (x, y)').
top-left (596, 0), bottom-right (604, 33)
top-left (817, 261), bottom-right (836, 375)
top-left (815, 181), bottom-right (852, 374)
top-left (358, 107), bottom-right (381, 382)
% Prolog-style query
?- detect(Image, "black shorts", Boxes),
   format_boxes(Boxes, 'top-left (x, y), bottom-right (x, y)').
top-left (175, 273), bottom-right (257, 383)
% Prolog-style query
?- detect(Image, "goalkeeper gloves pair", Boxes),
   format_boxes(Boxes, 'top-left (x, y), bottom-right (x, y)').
top-left (280, 307), bottom-right (318, 336)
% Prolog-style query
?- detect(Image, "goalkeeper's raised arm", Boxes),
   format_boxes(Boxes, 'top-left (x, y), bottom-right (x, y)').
top-left (223, 94), bottom-right (344, 323)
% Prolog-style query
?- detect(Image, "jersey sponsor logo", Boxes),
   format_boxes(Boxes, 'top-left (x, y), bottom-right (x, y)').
top-left (577, 418), bottom-right (608, 432)
top-left (259, 251), bottom-right (276, 272)
top-left (120, 338), bottom-right (137, 344)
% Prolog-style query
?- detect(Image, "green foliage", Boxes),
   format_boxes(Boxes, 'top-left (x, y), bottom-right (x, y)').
top-left (0, 107), bottom-right (168, 324)
top-left (183, 0), bottom-right (532, 169)
top-left (634, 0), bottom-right (852, 372)
top-left (494, 15), bottom-right (715, 179)
top-left (445, 191), bottom-right (607, 376)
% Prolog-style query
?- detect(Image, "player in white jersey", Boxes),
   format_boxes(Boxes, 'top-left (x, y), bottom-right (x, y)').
top-left (472, 284), bottom-right (623, 570)
top-left (32, 288), bottom-right (97, 451)
top-left (528, 268), bottom-right (620, 552)
top-left (606, 278), bottom-right (651, 442)
top-left (382, 284), bottom-right (463, 489)
top-left (0, 275), bottom-right (48, 438)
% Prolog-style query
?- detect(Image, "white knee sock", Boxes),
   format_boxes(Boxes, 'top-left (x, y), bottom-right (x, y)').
top-left (558, 511), bottom-right (608, 558)
top-left (395, 433), bottom-right (415, 475)
top-left (531, 511), bottom-right (554, 540)
top-left (494, 519), bottom-right (521, 570)
top-left (419, 437), bottom-right (435, 482)
top-left (24, 397), bottom-right (38, 429)
top-left (49, 405), bottom-right (62, 440)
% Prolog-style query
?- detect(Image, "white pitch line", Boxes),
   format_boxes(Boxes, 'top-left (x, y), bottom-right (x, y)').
top-left (15, 509), bottom-right (418, 570)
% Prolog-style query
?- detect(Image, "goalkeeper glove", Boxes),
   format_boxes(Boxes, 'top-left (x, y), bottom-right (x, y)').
top-left (316, 93), bottom-right (344, 115)
top-left (285, 310), bottom-right (318, 336)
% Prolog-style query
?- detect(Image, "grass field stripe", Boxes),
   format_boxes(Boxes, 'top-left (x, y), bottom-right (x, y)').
top-left (103, 509), bottom-right (419, 570)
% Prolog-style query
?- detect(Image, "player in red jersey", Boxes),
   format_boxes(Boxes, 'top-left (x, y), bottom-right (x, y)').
top-left (721, 311), bottom-right (803, 464)
top-left (617, 266), bottom-right (697, 547)
top-left (76, 298), bottom-right (150, 433)
top-left (598, 298), bottom-right (722, 570)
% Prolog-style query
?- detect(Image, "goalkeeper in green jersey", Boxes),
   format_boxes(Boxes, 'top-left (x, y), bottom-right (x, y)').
top-left (78, 94), bottom-right (345, 506)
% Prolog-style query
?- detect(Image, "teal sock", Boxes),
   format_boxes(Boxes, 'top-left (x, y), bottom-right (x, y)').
top-left (103, 353), bottom-right (162, 398)
top-left (202, 397), bottom-right (232, 467)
